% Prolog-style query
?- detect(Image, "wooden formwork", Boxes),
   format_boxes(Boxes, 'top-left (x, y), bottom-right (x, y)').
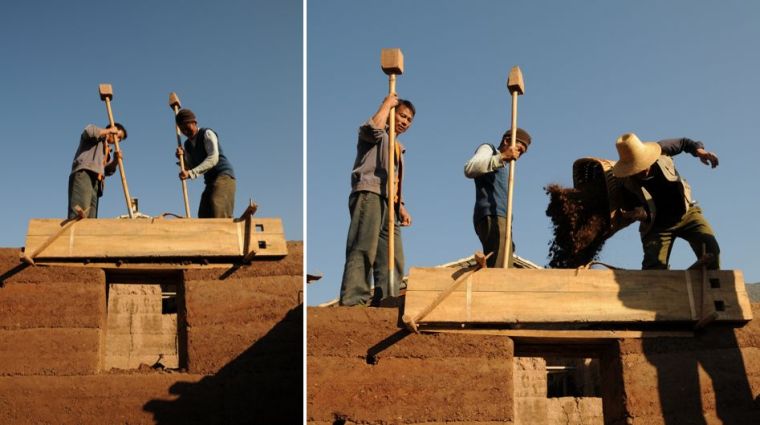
top-left (21, 217), bottom-right (287, 265)
top-left (403, 267), bottom-right (753, 330)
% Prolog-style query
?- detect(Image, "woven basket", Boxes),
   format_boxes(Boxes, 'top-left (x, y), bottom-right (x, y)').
top-left (572, 157), bottom-right (636, 237)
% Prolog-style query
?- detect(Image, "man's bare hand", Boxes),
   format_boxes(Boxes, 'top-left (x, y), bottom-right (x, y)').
top-left (399, 204), bottom-right (412, 227)
top-left (696, 148), bottom-right (719, 168)
top-left (499, 145), bottom-right (522, 162)
top-left (383, 93), bottom-right (399, 108)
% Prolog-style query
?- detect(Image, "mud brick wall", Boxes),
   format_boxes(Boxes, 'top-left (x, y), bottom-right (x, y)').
top-left (307, 307), bottom-right (515, 424)
top-left (105, 283), bottom-right (179, 369)
top-left (618, 303), bottom-right (760, 424)
top-left (515, 357), bottom-right (548, 425)
top-left (182, 241), bottom-right (303, 373)
top-left (0, 248), bottom-right (105, 375)
top-left (0, 242), bottom-right (303, 425)
top-left (545, 398), bottom-right (603, 425)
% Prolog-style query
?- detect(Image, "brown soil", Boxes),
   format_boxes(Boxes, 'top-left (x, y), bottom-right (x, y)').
top-left (0, 240), bottom-right (304, 424)
top-left (545, 184), bottom-right (611, 268)
top-left (307, 307), bottom-right (514, 424)
top-left (309, 304), bottom-right (760, 425)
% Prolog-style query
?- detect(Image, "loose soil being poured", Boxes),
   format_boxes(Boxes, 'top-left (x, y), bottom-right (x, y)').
top-left (545, 183), bottom-right (612, 268)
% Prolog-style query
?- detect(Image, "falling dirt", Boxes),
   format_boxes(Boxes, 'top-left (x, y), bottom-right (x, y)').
top-left (545, 183), bottom-right (611, 268)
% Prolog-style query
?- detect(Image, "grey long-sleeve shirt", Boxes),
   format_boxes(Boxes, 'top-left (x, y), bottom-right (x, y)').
top-left (70, 124), bottom-right (115, 178)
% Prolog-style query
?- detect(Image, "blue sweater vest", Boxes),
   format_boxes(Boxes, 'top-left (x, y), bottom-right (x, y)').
top-left (184, 128), bottom-right (235, 184)
top-left (473, 144), bottom-right (508, 224)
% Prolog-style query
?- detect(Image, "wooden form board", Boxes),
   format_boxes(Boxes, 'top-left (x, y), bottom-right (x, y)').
top-left (23, 217), bottom-right (287, 260)
top-left (404, 267), bottom-right (753, 325)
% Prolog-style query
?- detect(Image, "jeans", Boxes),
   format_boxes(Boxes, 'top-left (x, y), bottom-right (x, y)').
top-left (339, 191), bottom-right (404, 306)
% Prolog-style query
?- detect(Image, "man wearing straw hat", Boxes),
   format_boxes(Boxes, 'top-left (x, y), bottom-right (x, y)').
top-left (464, 128), bottom-right (531, 268)
top-left (612, 133), bottom-right (720, 269)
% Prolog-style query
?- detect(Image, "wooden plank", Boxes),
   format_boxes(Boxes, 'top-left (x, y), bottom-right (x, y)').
top-left (24, 218), bottom-right (287, 259)
top-left (424, 329), bottom-right (695, 340)
top-left (35, 262), bottom-right (234, 269)
top-left (403, 268), bottom-right (753, 324)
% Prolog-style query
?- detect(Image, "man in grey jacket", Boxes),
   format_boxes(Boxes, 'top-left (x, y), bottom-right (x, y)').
top-left (339, 94), bottom-right (415, 306)
top-left (68, 123), bottom-right (127, 219)
top-left (612, 133), bottom-right (720, 269)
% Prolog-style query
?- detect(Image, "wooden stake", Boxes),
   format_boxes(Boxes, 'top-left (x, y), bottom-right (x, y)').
top-left (503, 66), bottom-right (525, 268)
top-left (381, 48), bottom-right (404, 294)
top-left (694, 243), bottom-right (717, 330)
top-left (98, 84), bottom-right (134, 219)
top-left (21, 206), bottom-right (88, 265)
top-left (402, 252), bottom-right (491, 333)
top-left (169, 92), bottom-right (192, 218)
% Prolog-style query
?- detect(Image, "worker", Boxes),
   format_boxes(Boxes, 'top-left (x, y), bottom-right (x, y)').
top-left (464, 128), bottom-right (531, 268)
top-left (68, 123), bottom-right (127, 219)
top-left (175, 108), bottom-right (236, 218)
top-left (612, 133), bottom-right (720, 269)
top-left (339, 94), bottom-right (415, 306)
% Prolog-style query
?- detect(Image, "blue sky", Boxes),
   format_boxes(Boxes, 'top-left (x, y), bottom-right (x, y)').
top-left (0, 0), bottom-right (302, 245)
top-left (307, 0), bottom-right (760, 305)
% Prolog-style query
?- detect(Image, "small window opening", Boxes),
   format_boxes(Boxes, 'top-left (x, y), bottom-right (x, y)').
top-left (546, 357), bottom-right (600, 398)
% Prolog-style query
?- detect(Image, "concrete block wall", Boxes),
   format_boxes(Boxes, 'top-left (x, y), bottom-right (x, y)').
top-left (307, 307), bottom-right (515, 424)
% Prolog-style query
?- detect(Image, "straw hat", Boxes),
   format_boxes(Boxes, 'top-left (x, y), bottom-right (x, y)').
top-left (611, 133), bottom-right (662, 177)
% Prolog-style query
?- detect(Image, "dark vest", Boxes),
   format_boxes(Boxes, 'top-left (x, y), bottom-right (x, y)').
top-left (184, 128), bottom-right (235, 184)
top-left (473, 144), bottom-right (508, 223)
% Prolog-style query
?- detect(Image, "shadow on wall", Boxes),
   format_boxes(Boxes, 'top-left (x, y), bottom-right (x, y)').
top-left (0, 262), bottom-right (29, 288)
top-left (143, 305), bottom-right (303, 424)
top-left (641, 326), bottom-right (759, 425)
top-left (612, 270), bottom-right (759, 424)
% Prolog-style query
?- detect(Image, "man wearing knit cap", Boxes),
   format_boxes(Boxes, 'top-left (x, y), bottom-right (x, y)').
top-left (612, 133), bottom-right (720, 269)
top-left (464, 128), bottom-right (531, 268)
top-left (175, 108), bottom-right (236, 218)
top-left (68, 123), bottom-right (127, 219)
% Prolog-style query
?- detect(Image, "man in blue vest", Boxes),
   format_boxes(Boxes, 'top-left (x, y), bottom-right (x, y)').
top-left (464, 128), bottom-right (531, 268)
top-left (175, 108), bottom-right (236, 218)
top-left (68, 123), bottom-right (127, 219)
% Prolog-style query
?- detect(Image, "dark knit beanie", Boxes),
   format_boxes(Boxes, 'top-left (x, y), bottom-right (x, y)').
top-left (175, 108), bottom-right (197, 125)
top-left (502, 128), bottom-right (532, 152)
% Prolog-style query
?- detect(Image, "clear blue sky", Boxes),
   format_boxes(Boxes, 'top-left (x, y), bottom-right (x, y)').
top-left (0, 0), bottom-right (302, 246)
top-left (307, 0), bottom-right (760, 305)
